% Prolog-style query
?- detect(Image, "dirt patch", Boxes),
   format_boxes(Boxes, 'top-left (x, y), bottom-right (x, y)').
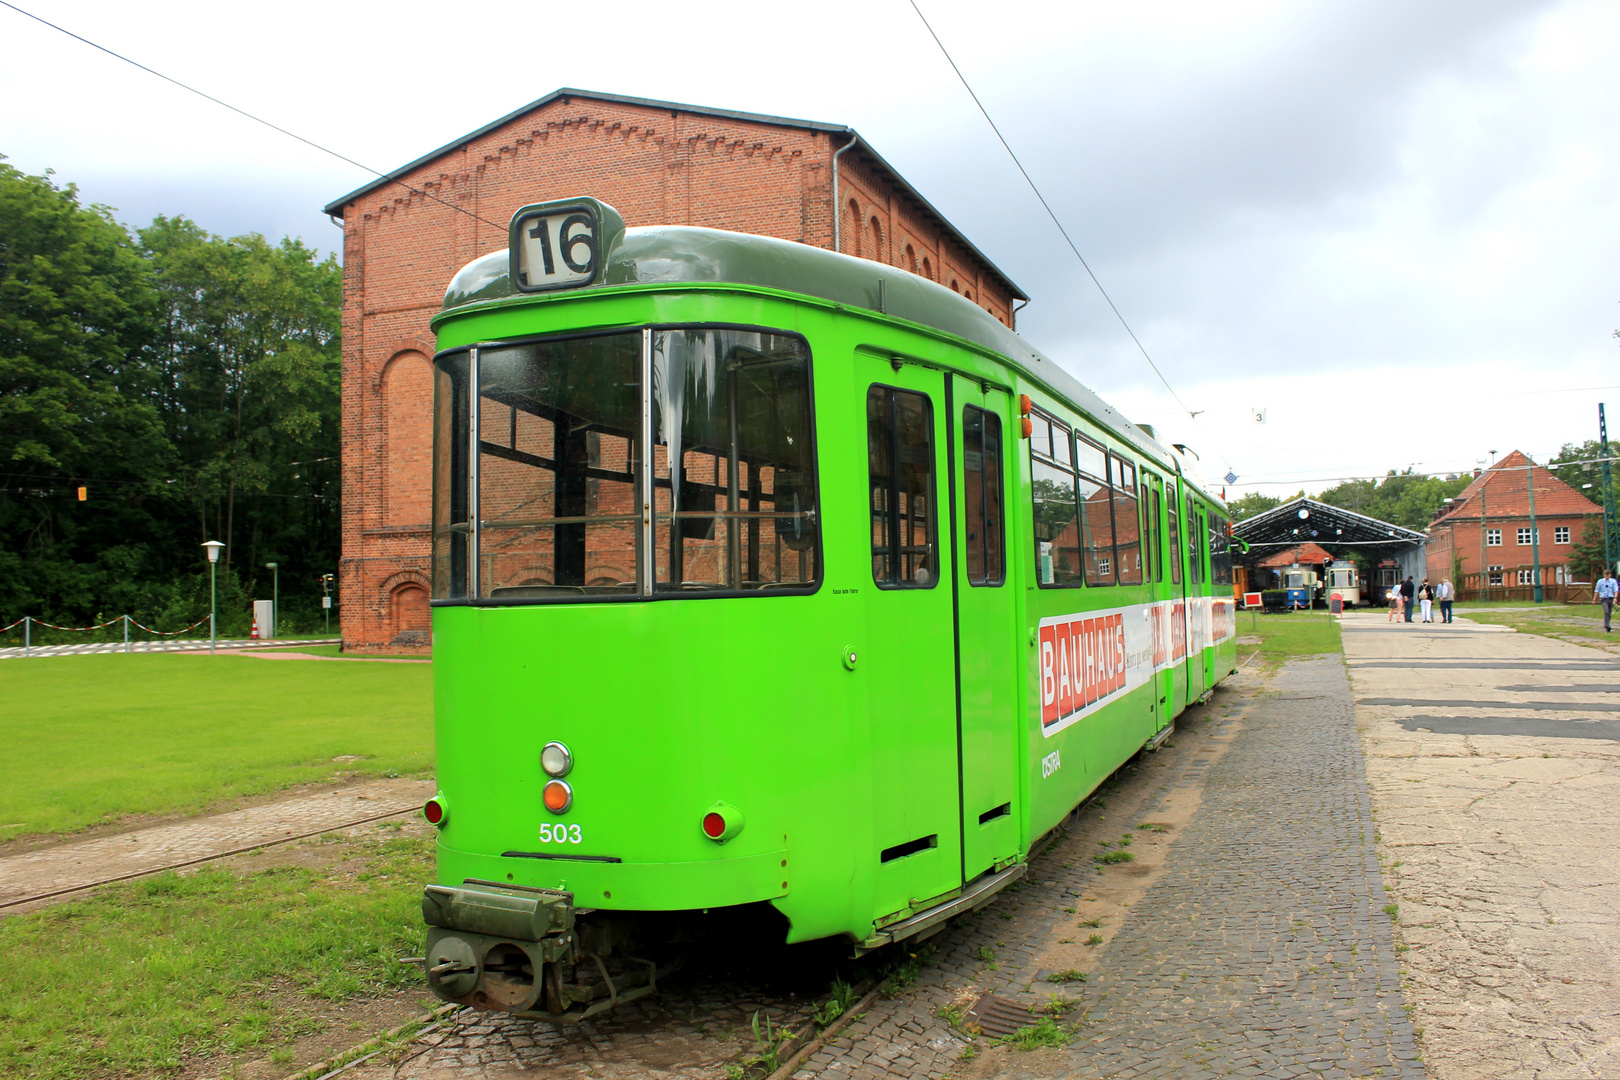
top-left (178, 988), bottom-right (437, 1080)
top-left (0, 774), bottom-right (434, 861)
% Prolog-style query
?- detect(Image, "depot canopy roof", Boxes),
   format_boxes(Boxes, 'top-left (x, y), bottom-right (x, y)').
top-left (1232, 497), bottom-right (1425, 564)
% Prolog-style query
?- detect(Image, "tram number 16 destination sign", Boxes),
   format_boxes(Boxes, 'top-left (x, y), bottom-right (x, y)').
top-left (512, 203), bottom-right (600, 291)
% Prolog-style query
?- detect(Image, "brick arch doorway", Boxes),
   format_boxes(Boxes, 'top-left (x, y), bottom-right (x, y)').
top-left (389, 583), bottom-right (430, 647)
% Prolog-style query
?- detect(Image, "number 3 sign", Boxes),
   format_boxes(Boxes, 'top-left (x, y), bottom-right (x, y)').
top-left (508, 197), bottom-right (626, 293)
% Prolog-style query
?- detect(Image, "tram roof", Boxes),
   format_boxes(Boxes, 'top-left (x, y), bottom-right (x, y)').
top-left (436, 224), bottom-right (1207, 489)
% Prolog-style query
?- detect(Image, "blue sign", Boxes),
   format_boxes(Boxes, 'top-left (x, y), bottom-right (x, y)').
top-left (1224, 471), bottom-right (1238, 485)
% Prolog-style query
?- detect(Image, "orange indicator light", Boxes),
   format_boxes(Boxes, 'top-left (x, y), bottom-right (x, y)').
top-left (543, 779), bottom-right (573, 814)
top-left (1020, 416), bottom-right (1033, 439)
top-left (1018, 394), bottom-right (1032, 416)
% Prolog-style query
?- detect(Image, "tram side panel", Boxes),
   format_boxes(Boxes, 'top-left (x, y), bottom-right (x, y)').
top-left (1015, 384), bottom-right (1163, 845)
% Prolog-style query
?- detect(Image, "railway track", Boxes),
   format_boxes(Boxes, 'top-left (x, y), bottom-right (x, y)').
top-left (0, 803), bottom-right (421, 911)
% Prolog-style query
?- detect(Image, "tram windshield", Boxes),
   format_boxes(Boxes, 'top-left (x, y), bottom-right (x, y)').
top-left (432, 328), bottom-right (818, 601)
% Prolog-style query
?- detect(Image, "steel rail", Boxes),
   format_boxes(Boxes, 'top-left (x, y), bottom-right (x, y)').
top-left (0, 804), bottom-right (420, 911)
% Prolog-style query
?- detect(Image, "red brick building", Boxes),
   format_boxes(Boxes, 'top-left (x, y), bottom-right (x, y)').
top-left (324, 89), bottom-right (1026, 651)
top-left (1426, 451), bottom-right (1602, 589)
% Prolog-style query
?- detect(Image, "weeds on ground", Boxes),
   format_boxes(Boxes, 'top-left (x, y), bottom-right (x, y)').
top-left (1085, 934), bottom-right (1104, 946)
top-left (812, 978), bottom-right (858, 1028)
top-left (998, 1016), bottom-right (1075, 1051)
top-left (1045, 969), bottom-right (1087, 983)
top-left (748, 1010), bottom-right (791, 1073)
top-left (1094, 850), bottom-right (1134, 864)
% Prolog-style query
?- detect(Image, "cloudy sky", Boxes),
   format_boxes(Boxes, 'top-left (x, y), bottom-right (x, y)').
top-left (3, 0), bottom-right (1616, 497)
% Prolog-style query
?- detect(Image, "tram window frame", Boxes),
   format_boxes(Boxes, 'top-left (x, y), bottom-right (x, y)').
top-left (962, 404), bottom-right (1005, 587)
top-left (1028, 410), bottom-right (1083, 587)
top-left (1209, 511), bottom-right (1233, 587)
top-left (868, 385), bottom-right (939, 589)
top-left (1187, 503), bottom-right (1205, 586)
top-left (1167, 490), bottom-right (1182, 585)
top-left (429, 324), bottom-right (823, 606)
top-left (1145, 473), bottom-right (1163, 583)
top-left (1111, 453), bottom-right (1143, 585)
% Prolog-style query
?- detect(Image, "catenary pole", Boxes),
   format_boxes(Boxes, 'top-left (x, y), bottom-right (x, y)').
top-left (1527, 461), bottom-right (1542, 603)
top-left (1601, 404), bottom-right (1616, 573)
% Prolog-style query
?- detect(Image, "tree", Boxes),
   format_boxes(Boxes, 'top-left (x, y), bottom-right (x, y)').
top-left (1569, 519), bottom-right (1610, 581)
top-left (1316, 469), bottom-right (1469, 532)
top-left (1227, 492), bottom-right (1283, 519)
top-left (0, 160), bottom-right (341, 634)
top-left (0, 160), bottom-right (176, 623)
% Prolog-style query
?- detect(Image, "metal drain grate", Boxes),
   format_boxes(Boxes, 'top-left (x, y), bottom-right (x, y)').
top-left (964, 993), bottom-right (1037, 1037)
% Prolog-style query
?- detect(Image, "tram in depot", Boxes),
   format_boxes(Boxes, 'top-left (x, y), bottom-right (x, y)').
top-left (419, 198), bottom-right (1238, 1020)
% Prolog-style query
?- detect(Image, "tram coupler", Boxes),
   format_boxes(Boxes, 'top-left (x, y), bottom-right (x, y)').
top-left (420, 883), bottom-right (664, 1022)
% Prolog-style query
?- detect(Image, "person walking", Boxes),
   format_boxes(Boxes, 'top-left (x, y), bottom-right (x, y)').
top-left (1438, 577), bottom-right (1455, 623)
top-left (1597, 568), bottom-right (1618, 633)
top-left (1400, 575), bottom-right (1416, 623)
top-left (1418, 578), bottom-right (1434, 623)
top-left (1388, 585), bottom-right (1402, 622)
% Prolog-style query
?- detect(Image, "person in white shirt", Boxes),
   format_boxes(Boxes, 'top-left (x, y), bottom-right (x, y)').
top-left (1417, 578), bottom-right (1435, 623)
top-left (1437, 578), bottom-right (1455, 624)
top-left (1596, 569), bottom-right (1618, 633)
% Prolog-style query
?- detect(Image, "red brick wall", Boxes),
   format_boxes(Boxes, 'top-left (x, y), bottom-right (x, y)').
top-left (334, 95), bottom-right (1016, 650)
top-left (1427, 515), bottom-right (1597, 581)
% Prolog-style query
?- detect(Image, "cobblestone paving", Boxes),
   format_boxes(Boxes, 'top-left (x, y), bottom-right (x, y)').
top-left (0, 778), bottom-right (432, 909)
top-left (383, 982), bottom-right (815, 1079)
top-left (1348, 612), bottom-right (1620, 1078)
top-left (802, 657), bottom-right (1421, 1080)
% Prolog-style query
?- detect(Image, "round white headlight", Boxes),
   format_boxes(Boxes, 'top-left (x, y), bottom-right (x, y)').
top-left (541, 742), bottom-right (573, 778)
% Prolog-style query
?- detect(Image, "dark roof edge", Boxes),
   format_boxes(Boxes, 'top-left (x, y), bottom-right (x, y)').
top-left (1234, 496), bottom-right (1426, 541)
top-left (323, 88), bottom-right (850, 217)
top-left (847, 136), bottom-right (1027, 302)
top-left (319, 90), bottom-right (1027, 301)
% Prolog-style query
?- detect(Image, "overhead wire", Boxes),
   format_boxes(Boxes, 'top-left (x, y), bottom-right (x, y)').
top-left (906, 0), bottom-right (1230, 470)
top-left (0, 0), bottom-right (506, 233)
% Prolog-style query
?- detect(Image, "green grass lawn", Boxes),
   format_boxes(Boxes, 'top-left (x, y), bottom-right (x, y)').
top-left (0, 828), bottom-right (432, 1079)
top-left (1, 652), bottom-right (432, 843)
top-left (1458, 601), bottom-right (1614, 647)
top-left (1234, 608), bottom-right (1343, 666)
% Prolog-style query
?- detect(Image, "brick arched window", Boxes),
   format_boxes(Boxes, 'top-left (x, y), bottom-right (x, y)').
top-left (380, 351), bottom-right (433, 529)
top-left (949, 278), bottom-right (960, 293)
top-left (845, 198), bottom-right (862, 257)
top-left (921, 257), bottom-right (933, 281)
top-left (905, 244), bottom-right (918, 274)
top-left (389, 583), bottom-right (430, 645)
top-left (869, 216), bottom-right (883, 263)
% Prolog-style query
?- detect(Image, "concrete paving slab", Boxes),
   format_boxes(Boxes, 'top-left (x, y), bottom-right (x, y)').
top-left (1346, 610), bottom-right (1620, 1079)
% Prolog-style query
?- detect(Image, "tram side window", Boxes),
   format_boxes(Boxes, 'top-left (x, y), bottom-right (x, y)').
top-left (1145, 475), bottom-right (1163, 584)
top-left (1187, 505), bottom-right (1204, 586)
top-left (1030, 412), bottom-right (1082, 586)
top-left (433, 353), bottom-right (472, 599)
top-left (963, 405), bottom-right (1005, 586)
top-left (868, 386), bottom-right (937, 588)
top-left (1112, 455), bottom-right (1142, 585)
top-left (1075, 436), bottom-right (1115, 585)
top-left (1167, 496), bottom-right (1182, 585)
top-left (1209, 513), bottom-right (1233, 587)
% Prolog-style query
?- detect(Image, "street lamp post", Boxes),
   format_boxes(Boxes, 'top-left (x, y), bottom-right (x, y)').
top-left (202, 541), bottom-right (225, 653)
top-left (264, 562), bottom-right (279, 640)
top-left (320, 573), bottom-right (334, 634)
top-left (1526, 462), bottom-right (1542, 603)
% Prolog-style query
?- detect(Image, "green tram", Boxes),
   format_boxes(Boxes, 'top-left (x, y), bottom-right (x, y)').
top-left (419, 198), bottom-right (1237, 1019)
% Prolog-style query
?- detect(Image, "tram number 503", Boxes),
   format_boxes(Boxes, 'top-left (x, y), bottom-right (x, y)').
top-left (538, 823), bottom-right (583, 844)
top-left (515, 207), bottom-right (599, 291)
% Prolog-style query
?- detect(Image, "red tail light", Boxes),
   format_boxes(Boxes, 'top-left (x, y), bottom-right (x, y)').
top-left (703, 812), bottom-right (726, 839)
top-left (424, 796), bottom-right (448, 827)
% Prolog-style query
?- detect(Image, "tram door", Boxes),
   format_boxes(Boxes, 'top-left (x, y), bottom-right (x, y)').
top-left (859, 355), bottom-right (963, 921)
top-left (949, 375), bottom-right (1020, 882)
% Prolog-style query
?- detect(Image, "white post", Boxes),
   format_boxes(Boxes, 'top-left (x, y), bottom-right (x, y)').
top-left (23, 615), bottom-right (29, 658)
top-left (124, 614), bottom-right (130, 653)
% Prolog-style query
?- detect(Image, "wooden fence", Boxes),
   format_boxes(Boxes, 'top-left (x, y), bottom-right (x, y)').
top-left (1456, 570), bottom-right (1596, 604)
